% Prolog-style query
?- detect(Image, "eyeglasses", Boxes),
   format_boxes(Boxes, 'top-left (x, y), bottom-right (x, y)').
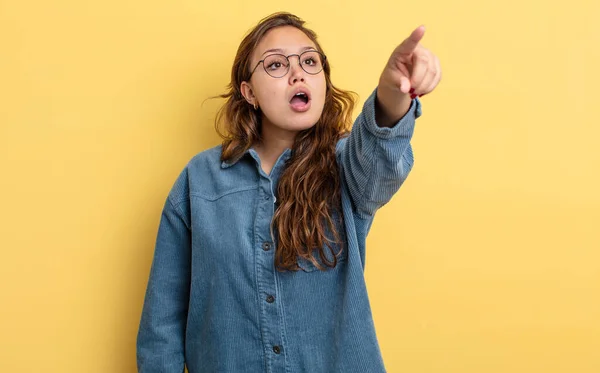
top-left (249, 50), bottom-right (327, 79)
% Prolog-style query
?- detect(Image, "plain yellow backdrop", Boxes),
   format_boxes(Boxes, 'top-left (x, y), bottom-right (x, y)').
top-left (1, 0), bottom-right (599, 372)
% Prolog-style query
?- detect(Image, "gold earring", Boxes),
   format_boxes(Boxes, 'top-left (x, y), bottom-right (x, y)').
top-left (253, 102), bottom-right (258, 110)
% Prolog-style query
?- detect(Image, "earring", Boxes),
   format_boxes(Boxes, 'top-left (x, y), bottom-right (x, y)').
top-left (253, 102), bottom-right (258, 110)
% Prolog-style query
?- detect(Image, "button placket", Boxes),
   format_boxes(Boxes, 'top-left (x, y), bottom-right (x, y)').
top-left (254, 176), bottom-right (285, 368)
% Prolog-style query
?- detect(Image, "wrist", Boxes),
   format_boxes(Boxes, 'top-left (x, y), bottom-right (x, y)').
top-left (375, 82), bottom-right (412, 127)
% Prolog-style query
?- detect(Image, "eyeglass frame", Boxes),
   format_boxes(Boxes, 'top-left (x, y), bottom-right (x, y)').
top-left (248, 50), bottom-right (327, 79)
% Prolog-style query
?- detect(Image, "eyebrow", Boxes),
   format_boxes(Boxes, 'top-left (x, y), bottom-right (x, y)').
top-left (261, 46), bottom-right (317, 57)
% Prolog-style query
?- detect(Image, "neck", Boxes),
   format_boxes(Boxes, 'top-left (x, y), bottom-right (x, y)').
top-left (254, 120), bottom-right (296, 175)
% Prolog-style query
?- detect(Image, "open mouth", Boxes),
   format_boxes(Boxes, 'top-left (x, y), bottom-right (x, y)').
top-left (289, 92), bottom-right (311, 112)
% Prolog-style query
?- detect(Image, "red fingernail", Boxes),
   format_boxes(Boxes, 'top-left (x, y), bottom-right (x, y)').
top-left (418, 93), bottom-right (425, 97)
top-left (409, 88), bottom-right (415, 94)
top-left (410, 94), bottom-right (417, 99)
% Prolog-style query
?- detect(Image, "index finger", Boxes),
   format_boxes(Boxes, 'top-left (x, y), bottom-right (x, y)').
top-left (396, 25), bottom-right (426, 56)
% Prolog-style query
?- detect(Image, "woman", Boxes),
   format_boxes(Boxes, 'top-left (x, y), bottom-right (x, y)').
top-left (137, 11), bottom-right (441, 373)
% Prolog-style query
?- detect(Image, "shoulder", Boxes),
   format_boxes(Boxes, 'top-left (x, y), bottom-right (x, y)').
top-left (335, 134), bottom-right (350, 156)
top-left (169, 144), bottom-right (258, 202)
top-left (167, 144), bottom-right (223, 204)
top-left (187, 144), bottom-right (223, 170)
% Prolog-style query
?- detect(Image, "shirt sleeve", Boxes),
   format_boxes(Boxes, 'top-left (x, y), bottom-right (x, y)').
top-left (137, 170), bottom-right (191, 373)
top-left (337, 88), bottom-right (422, 218)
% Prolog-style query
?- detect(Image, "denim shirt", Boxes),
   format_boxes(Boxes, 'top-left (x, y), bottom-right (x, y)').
top-left (137, 89), bottom-right (422, 373)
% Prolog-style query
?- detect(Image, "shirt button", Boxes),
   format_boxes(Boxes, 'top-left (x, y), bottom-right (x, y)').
top-left (266, 295), bottom-right (275, 303)
top-left (273, 345), bottom-right (281, 354)
top-left (262, 242), bottom-right (272, 251)
top-left (264, 195), bottom-right (270, 200)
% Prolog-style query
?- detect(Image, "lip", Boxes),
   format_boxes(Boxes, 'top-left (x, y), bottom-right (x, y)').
top-left (288, 87), bottom-right (312, 102)
top-left (289, 99), bottom-right (311, 112)
top-left (288, 87), bottom-right (312, 113)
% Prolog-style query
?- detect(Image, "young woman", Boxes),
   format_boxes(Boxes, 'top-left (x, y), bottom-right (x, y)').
top-left (137, 11), bottom-right (441, 373)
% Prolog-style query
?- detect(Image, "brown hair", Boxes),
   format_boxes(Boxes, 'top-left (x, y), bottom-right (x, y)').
top-left (215, 12), bottom-right (357, 271)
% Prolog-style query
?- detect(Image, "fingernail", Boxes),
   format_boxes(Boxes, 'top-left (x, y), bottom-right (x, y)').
top-left (418, 93), bottom-right (426, 97)
top-left (409, 88), bottom-right (415, 94)
top-left (410, 94), bottom-right (417, 99)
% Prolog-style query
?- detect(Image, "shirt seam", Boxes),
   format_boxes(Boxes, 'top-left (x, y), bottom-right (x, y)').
top-left (189, 186), bottom-right (258, 201)
top-left (168, 196), bottom-right (191, 230)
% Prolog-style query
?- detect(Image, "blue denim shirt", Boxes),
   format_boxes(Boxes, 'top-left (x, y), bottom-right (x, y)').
top-left (137, 89), bottom-right (422, 373)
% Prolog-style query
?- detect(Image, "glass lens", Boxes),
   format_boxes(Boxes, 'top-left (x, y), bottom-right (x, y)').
top-left (263, 54), bottom-right (289, 77)
top-left (300, 51), bottom-right (323, 74)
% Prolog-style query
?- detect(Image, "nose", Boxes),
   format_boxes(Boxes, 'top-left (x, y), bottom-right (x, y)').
top-left (288, 56), bottom-right (305, 84)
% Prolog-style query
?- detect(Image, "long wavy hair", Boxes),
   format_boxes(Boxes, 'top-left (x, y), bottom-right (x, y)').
top-left (215, 12), bottom-right (357, 271)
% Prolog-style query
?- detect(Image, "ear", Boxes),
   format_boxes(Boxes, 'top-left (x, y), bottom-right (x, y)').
top-left (240, 81), bottom-right (257, 107)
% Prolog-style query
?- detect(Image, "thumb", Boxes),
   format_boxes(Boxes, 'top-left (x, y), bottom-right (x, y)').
top-left (399, 75), bottom-right (412, 94)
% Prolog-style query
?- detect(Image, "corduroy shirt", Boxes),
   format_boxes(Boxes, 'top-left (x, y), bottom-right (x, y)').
top-left (137, 89), bottom-right (422, 373)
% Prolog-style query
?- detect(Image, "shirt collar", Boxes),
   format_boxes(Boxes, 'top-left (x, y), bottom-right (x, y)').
top-left (221, 147), bottom-right (292, 169)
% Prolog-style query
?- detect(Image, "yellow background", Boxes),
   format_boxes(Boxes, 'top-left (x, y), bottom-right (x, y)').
top-left (1, 0), bottom-right (599, 372)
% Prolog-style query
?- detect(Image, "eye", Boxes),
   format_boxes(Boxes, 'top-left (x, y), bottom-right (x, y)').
top-left (303, 57), bottom-right (316, 66)
top-left (267, 62), bottom-right (282, 70)
top-left (264, 55), bottom-right (288, 71)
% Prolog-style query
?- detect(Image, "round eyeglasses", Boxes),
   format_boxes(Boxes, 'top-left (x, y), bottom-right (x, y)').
top-left (249, 50), bottom-right (327, 79)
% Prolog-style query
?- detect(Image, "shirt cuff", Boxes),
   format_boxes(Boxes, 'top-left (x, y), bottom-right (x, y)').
top-left (361, 87), bottom-right (422, 140)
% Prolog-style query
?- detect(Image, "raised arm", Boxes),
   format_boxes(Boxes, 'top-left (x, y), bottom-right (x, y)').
top-left (337, 25), bottom-right (441, 217)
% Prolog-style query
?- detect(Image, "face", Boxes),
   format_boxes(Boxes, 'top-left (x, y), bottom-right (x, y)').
top-left (241, 26), bottom-right (327, 139)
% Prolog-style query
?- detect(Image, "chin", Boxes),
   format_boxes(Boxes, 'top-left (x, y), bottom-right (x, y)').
top-left (290, 107), bottom-right (324, 130)
top-left (263, 106), bottom-right (324, 133)
top-left (286, 117), bottom-right (320, 132)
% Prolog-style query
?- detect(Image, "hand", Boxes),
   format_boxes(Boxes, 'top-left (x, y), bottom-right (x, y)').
top-left (380, 25), bottom-right (441, 98)
top-left (376, 25), bottom-right (441, 126)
